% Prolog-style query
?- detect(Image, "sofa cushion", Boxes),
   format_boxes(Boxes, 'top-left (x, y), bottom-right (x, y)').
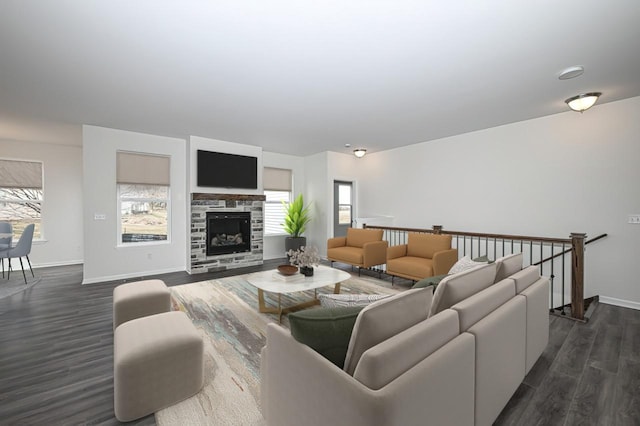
top-left (343, 288), bottom-right (432, 375)
top-left (327, 246), bottom-right (364, 265)
top-left (494, 253), bottom-right (523, 282)
top-left (387, 256), bottom-right (434, 279)
top-left (406, 233), bottom-right (452, 259)
top-left (318, 293), bottom-right (391, 308)
top-left (353, 309), bottom-right (460, 390)
top-left (345, 228), bottom-right (383, 249)
top-left (511, 265), bottom-right (541, 293)
top-left (289, 306), bottom-right (364, 368)
top-left (451, 279), bottom-right (516, 332)
top-left (429, 262), bottom-right (498, 317)
top-left (449, 255), bottom-right (488, 274)
top-left (412, 274), bottom-right (448, 289)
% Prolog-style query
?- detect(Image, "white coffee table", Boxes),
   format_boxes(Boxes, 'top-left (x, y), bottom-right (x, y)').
top-left (246, 265), bottom-right (351, 320)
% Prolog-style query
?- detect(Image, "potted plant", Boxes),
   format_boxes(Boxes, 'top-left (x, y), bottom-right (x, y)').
top-left (282, 194), bottom-right (312, 255)
top-left (287, 246), bottom-right (320, 276)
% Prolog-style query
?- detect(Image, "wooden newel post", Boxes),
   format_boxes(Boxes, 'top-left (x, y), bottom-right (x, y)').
top-left (571, 233), bottom-right (586, 320)
top-left (433, 225), bottom-right (443, 235)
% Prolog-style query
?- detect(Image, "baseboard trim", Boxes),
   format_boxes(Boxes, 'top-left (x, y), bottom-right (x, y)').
top-left (8, 259), bottom-right (84, 270)
top-left (81, 266), bottom-right (185, 285)
top-left (598, 296), bottom-right (640, 311)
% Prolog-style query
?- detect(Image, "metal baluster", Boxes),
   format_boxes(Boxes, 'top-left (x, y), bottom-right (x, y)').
top-left (530, 241), bottom-right (533, 265)
top-left (561, 243), bottom-right (566, 315)
top-left (550, 243), bottom-right (555, 313)
top-left (493, 238), bottom-right (497, 260)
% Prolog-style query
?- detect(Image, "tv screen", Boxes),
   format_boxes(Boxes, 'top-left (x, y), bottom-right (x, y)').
top-left (197, 150), bottom-right (258, 189)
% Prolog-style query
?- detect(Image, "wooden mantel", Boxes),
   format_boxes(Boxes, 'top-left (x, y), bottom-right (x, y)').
top-left (192, 193), bottom-right (266, 201)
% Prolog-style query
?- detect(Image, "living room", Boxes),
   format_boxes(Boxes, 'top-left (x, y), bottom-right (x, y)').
top-left (1, 1), bottom-right (640, 425)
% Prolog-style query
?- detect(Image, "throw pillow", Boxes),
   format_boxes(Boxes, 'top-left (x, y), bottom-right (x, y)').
top-left (472, 255), bottom-right (494, 263)
top-left (343, 288), bottom-right (433, 375)
top-left (289, 306), bottom-right (364, 368)
top-left (448, 256), bottom-right (488, 274)
top-left (412, 274), bottom-right (448, 289)
top-left (318, 293), bottom-right (391, 308)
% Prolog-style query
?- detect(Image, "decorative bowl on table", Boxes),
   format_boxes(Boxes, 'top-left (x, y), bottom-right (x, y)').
top-left (277, 264), bottom-right (299, 276)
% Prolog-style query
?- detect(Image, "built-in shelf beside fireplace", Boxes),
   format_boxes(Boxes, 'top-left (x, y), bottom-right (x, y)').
top-left (189, 193), bottom-right (265, 274)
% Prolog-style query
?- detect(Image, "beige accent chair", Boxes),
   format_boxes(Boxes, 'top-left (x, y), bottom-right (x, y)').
top-left (327, 228), bottom-right (387, 274)
top-left (386, 233), bottom-right (458, 281)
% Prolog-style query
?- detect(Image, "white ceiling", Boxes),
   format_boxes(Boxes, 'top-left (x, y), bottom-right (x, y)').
top-left (1, 1), bottom-right (639, 155)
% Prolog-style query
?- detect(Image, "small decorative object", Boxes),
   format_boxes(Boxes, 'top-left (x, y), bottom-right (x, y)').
top-left (286, 246), bottom-right (320, 277)
top-left (277, 264), bottom-right (298, 276)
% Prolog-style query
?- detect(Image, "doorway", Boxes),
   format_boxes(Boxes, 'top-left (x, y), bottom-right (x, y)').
top-left (333, 180), bottom-right (353, 237)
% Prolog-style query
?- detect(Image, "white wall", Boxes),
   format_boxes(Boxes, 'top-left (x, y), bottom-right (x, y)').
top-left (262, 151), bottom-right (306, 260)
top-left (82, 126), bottom-right (187, 284)
top-left (0, 139), bottom-right (84, 267)
top-left (303, 152), bottom-right (328, 253)
top-left (356, 96), bottom-right (640, 306)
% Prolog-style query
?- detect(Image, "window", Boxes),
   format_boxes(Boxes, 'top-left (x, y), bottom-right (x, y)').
top-left (117, 152), bottom-right (170, 244)
top-left (0, 159), bottom-right (43, 239)
top-left (263, 167), bottom-right (292, 235)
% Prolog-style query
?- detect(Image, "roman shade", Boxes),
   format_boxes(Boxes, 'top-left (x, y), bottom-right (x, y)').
top-left (0, 159), bottom-right (43, 189)
top-left (263, 167), bottom-right (292, 191)
top-left (116, 152), bottom-right (170, 186)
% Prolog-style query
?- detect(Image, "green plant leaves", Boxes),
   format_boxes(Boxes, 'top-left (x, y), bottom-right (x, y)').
top-left (282, 194), bottom-right (311, 237)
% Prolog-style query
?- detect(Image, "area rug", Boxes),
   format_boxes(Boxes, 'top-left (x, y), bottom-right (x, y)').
top-left (155, 272), bottom-right (400, 426)
top-left (0, 271), bottom-right (41, 301)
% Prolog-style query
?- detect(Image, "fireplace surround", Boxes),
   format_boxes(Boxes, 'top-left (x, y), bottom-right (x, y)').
top-left (190, 193), bottom-right (265, 274)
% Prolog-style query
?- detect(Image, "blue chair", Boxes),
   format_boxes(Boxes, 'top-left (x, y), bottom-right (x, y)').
top-left (0, 222), bottom-right (12, 278)
top-left (7, 224), bottom-right (35, 284)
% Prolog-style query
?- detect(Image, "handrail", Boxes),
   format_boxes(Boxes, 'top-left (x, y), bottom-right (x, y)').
top-left (363, 223), bottom-right (607, 322)
top-left (532, 233), bottom-right (608, 266)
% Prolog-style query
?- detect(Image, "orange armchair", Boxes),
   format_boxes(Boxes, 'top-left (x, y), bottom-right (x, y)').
top-left (327, 228), bottom-right (388, 272)
top-left (386, 233), bottom-right (458, 281)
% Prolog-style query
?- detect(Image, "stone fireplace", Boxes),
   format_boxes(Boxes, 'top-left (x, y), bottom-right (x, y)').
top-left (189, 193), bottom-right (265, 274)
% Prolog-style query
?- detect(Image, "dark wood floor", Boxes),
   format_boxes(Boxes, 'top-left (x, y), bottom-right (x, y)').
top-left (0, 263), bottom-right (639, 425)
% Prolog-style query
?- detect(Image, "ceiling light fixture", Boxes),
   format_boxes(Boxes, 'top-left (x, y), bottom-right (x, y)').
top-left (565, 92), bottom-right (602, 113)
top-left (558, 66), bottom-right (584, 80)
top-left (353, 148), bottom-right (367, 158)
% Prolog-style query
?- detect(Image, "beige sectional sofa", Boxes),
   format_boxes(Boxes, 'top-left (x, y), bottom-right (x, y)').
top-left (261, 253), bottom-right (549, 426)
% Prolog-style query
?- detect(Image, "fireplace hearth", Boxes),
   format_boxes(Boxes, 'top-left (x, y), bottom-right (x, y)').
top-left (206, 211), bottom-right (251, 256)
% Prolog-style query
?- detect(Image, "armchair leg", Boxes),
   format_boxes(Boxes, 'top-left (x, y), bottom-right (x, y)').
top-left (7, 258), bottom-right (11, 280)
top-left (19, 257), bottom-right (27, 285)
top-left (358, 267), bottom-right (361, 277)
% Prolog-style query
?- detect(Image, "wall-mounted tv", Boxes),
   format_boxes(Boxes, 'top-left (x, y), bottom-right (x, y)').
top-left (197, 150), bottom-right (258, 189)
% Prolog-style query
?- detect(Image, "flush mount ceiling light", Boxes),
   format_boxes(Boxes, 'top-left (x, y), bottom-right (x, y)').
top-left (353, 148), bottom-right (367, 158)
top-left (558, 66), bottom-right (584, 80)
top-left (565, 92), bottom-right (602, 113)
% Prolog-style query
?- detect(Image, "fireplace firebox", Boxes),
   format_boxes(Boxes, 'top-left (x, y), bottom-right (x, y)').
top-left (206, 212), bottom-right (252, 256)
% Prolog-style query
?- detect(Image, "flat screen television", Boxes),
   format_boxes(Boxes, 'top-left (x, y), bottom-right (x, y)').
top-left (197, 150), bottom-right (258, 189)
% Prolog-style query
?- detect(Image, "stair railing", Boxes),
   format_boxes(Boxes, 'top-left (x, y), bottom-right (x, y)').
top-left (363, 224), bottom-right (607, 322)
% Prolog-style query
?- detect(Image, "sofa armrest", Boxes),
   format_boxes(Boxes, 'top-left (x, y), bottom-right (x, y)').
top-left (261, 324), bottom-right (383, 426)
top-left (362, 240), bottom-right (388, 267)
top-left (432, 249), bottom-right (459, 276)
top-left (387, 244), bottom-right (407, 261)
top-left (327, 236), bottom-right (347, 249)
top-left (262, 324), bottom-right (475, 426)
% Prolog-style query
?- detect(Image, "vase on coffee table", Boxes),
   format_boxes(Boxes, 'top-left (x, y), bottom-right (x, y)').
top-left (300, 266), bottom-right (314, 277)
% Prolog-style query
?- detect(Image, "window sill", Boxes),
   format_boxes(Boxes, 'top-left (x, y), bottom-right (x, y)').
top-left (265, 233), bottom-right (291, 237)
top-left (117, 240), bottom-right (172, 248)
